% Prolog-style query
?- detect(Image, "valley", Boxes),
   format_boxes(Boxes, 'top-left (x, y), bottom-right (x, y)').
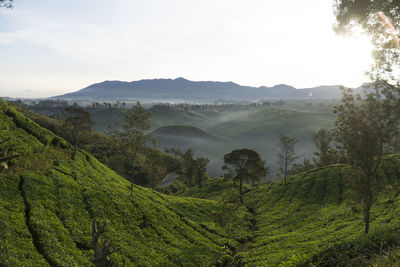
top-left (2, 98), bottom-right (400, 266)
top-left (84, 101), bottom-right (336, 177)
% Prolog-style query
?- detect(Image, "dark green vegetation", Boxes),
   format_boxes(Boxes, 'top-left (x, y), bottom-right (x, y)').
top-left (276, 134), bottom-right (298, 184)
top-left (333, 84), bottom-right (400, 234)
top-left (0, 100), bottom-right (234, 266)
top-left (11, 102), bottom-right (181, 188)
top-left (180, 159), bottom-right (400, 266)
top-left (64, 105), bottom-right (93, 153)
top-left (223, 149), bottom-right (268, 204)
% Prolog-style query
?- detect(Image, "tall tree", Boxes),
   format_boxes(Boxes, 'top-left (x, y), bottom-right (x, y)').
top-left (312, 128), bottom-right (335, 167)
top-left (276, 134), bottom-right (297, 185)
top-left (112, 102), bottom-right (152, 195)
top-left (334, 1), bottom-right (400, 233)
top-left (333, 83), bottom-right (399, 234)
top-left (176, 149), bottom-right (209, 187)
top-left (223, 149), bottom-right (267, 204)
top-left (64, 106), bottom-right (93, 154)
top-left (145, 150), bottom-right (166, 189)
top-left (180, 149), bottom-right (196, 187)
top-left (194, 157), bottom-right (209, 188)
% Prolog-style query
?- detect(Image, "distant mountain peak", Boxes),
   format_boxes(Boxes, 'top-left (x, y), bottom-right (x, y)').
top-left (54, 78), bottom-right (347, 100)
top-left (175, 77), bottom-right (188, 81)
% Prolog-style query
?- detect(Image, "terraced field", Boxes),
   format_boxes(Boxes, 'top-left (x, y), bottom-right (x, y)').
top-left (3, 98), bottom-right (400, 266)
top-left (0, 100), bottom-right (232, 266)
top-left (179, 160), bottom-right (400, 266)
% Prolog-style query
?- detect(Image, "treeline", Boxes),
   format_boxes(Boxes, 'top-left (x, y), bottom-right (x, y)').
top-left (150, 101), bottom-right (284, 112)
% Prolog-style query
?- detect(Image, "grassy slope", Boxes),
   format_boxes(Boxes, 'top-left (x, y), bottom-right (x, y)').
top-left (176, 178), bottom-right (251, 202)
top-left (179, 160), bottom-right (400, 266)
top-left (0, 100), bottom-right (231, 266)
top-left (13, 99), bottom-right (400, 266)
top-left (244, 160), bottom-right (400, 266)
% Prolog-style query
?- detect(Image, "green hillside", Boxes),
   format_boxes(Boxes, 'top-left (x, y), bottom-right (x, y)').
top-left (3, 98), bottom-right (400, 266)
top-left (179, 161), bottom-right (400, 266)
top-left (0, 100), bottom-right (233, 266)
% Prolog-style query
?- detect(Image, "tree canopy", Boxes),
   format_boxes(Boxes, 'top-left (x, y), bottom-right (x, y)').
top-left (110, 102), bottom-right (153, 195)
top-left (223, 149), bottom-right (267, 204)
top-left (276, 134), bottom-right (297, 185)
top-left (334, 0), bottom-right (400, 82)
top-left (333, 82), bottom-right (400, 233)
top-left (312, 128), bottom-right (337, 167)
top-left (64, 106), bottom-right (93, 154)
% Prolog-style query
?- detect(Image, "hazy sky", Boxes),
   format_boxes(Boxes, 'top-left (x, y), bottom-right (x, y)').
top-left (0, 0), bottom-right (374, 98)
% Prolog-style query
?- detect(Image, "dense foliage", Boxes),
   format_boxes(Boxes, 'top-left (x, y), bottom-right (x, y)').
top-left (0, 100), bottom-right (234, 266)
top-left (181, 159), bottom-right (400, 265)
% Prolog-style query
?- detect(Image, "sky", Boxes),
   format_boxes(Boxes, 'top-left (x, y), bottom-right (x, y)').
top-left (0, 0), bottom-right (374, 98)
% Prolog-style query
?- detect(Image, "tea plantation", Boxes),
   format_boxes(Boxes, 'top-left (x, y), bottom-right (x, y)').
top-left (2, 98), bottom-right (400, 266)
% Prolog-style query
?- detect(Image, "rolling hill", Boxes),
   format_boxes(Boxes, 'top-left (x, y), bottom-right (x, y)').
top-left (0, 99), bottom-right (234, 266)
top-left (177, 161), bottom-right (400, 266)
top-left (152, 125), bottom-right (224, 151)
top-left (153, 125), bottom-right (220, 141)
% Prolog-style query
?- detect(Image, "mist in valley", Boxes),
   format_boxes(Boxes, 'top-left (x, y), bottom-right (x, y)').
top-left (148, 102), bottom-right (336, 178)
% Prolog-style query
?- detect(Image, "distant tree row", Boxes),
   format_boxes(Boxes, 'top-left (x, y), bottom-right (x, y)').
top-left (150, 101), bottom-right (285, 112)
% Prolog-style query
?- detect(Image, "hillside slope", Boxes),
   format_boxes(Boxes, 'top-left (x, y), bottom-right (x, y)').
top-left (179, 161), bottom-right (400, 266)
top-left (0, 100), bottom-right (232, 266)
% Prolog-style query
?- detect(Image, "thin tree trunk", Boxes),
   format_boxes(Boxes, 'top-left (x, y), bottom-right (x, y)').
top-left (284, 150), bottom-right (288, 185)
top-left (364, 175), bottom-right (373, 234)
top-left (74, 129), bottom-right (78, 154)
top-left (240, 178), bottom-right (243, 205)
top-left (130, 182), bottom-right (133, 196)
top-left (129, 141), bottom-right (140, 196)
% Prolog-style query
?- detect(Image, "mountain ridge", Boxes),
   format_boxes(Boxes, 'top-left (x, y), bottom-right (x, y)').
top-left (54, 78), bottom-right (346, 101)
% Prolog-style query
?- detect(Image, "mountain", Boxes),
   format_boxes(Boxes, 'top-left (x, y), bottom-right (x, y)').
top-left (55, 77), bottom-right (344, 101)
top-left (152, 125), bottom-right (222, 143)
top-left (152, 125), bottom-right (232, 177)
